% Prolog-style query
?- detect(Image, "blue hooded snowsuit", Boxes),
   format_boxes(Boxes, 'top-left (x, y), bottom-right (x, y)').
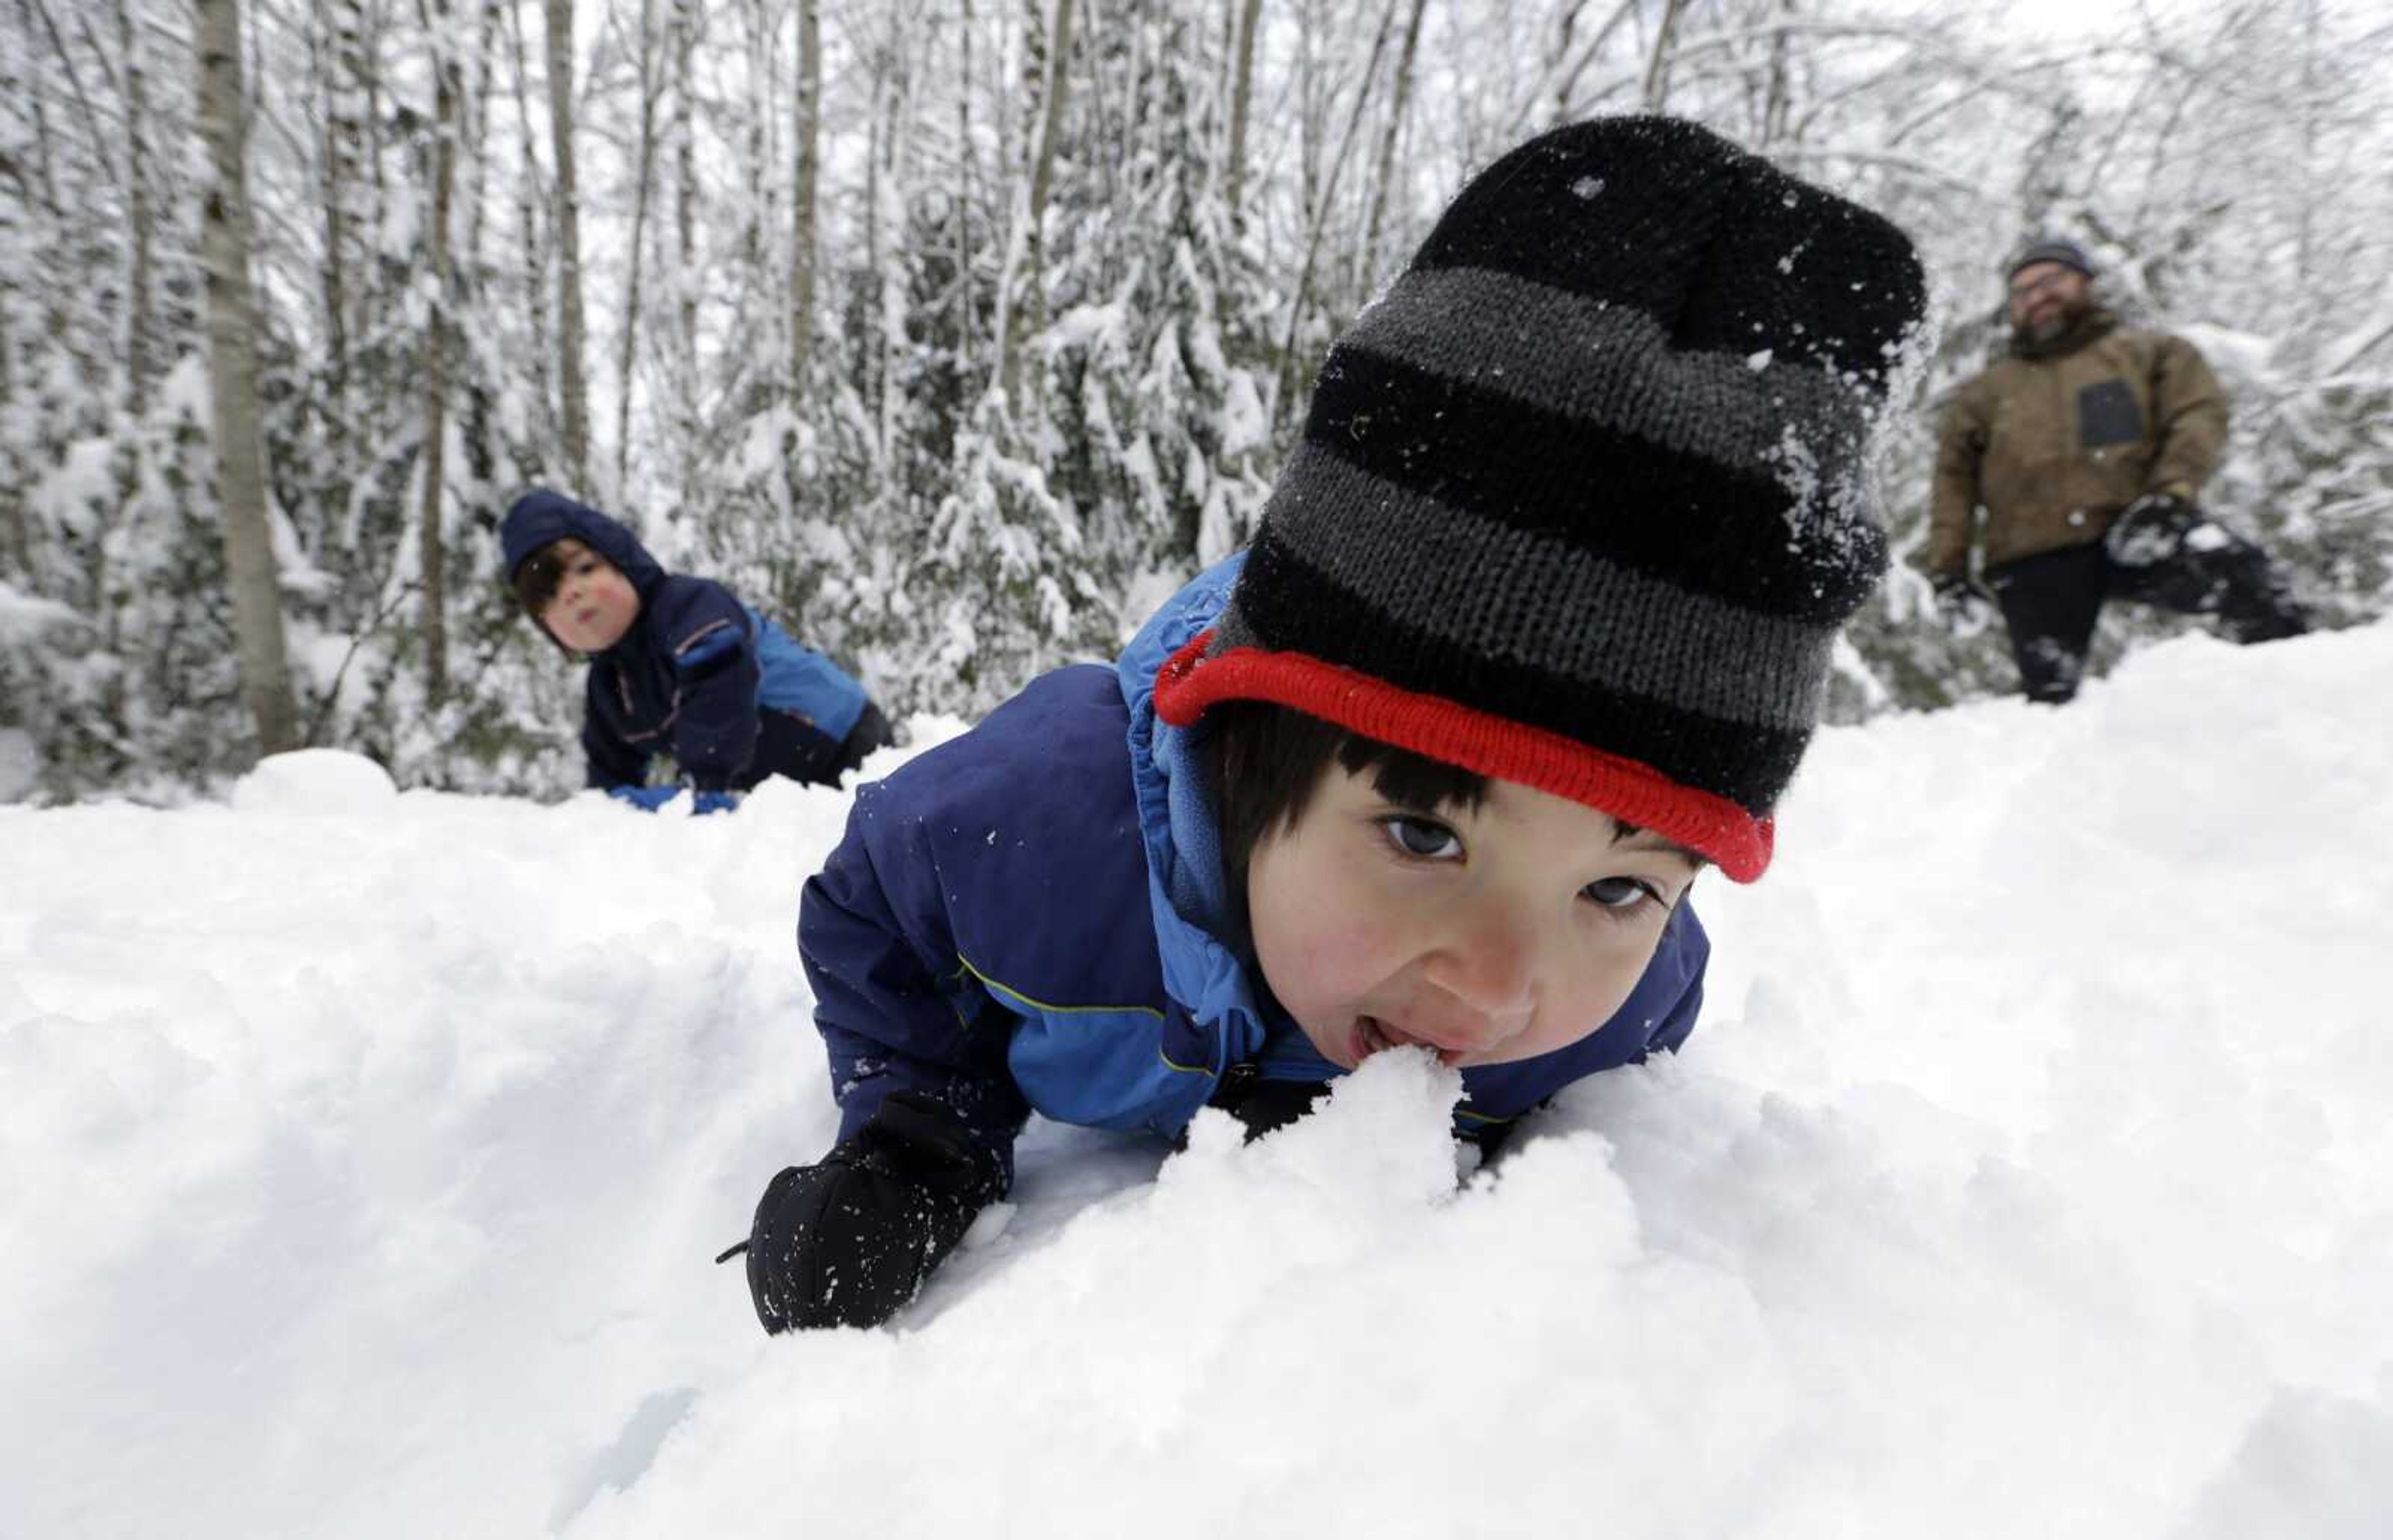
top-left (502, 491), bottom-right (869, 793)
top-left (798, 556), bottom-right (1708, 1179)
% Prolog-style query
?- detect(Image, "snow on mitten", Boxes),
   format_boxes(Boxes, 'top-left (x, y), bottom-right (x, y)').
top-left (740, 1092), bottom-right (1001, 1333)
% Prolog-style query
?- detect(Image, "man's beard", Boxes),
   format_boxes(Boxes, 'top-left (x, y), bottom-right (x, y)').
top-left (2021, 293), bottom-right (2089, 344)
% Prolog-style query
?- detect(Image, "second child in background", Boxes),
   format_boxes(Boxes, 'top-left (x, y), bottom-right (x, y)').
top-left (501, 489), bottom-right (893, 811)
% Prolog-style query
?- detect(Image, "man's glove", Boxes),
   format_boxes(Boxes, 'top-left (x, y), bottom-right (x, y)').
top-left (2105, 492), bottom-right (2195, 568)
top-left (1932, 573), bottom-right (1995, 635)
top-left (606, 784), bottom-right (684, 812)
top-left (690, 789), bottom-right (740, 816)
top-left (737, 1092), bottom-right (1003, 1333)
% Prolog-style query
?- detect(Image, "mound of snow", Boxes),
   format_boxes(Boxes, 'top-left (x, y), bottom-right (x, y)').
top-left (229, 748), bottom-right (399, 814)
top-left (6, 627), bottom-right (2391, 1539)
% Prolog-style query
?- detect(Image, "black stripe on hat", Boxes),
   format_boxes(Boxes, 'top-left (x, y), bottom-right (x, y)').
top-left (1233, 523), bottom-right (1810, 812)
top-left (1410, 115), bottom-right (1923, 386)
top-left (1301, 344), bottom-right (1886, 622)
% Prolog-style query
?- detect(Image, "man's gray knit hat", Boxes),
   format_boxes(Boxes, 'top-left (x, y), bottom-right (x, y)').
top-left (2007, 238), bottom-right (2094, 281)
top-left (1153, 115), bottom-right (1926, 880)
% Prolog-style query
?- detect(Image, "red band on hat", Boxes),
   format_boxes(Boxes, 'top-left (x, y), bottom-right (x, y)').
top-left (1154, 629), bottom-right (1774, 882)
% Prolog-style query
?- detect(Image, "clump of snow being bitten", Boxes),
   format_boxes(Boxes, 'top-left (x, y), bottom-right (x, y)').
top-left (1177, 1043), bottom-right (1468, 1210)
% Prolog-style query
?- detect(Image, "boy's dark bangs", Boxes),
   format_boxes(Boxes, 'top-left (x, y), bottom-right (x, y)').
top-left (1208, 701), bottom-right (1491, 903)
top-left (1340, 732), bottom-right (1489, 817)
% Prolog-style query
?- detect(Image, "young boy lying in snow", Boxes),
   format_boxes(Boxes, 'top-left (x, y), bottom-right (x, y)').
top-left (500, 490), bottom-right (891, 810)
top-left (733, 115), bottom-right (1925, 1331)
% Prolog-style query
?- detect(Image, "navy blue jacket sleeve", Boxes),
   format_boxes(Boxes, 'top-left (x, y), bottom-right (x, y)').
top-left (800, 777), bottom-right (1032, 1178)
top-left (581, 669), bottom-right (650, 789)
top-left (647, 576), bottom-right (763, 791)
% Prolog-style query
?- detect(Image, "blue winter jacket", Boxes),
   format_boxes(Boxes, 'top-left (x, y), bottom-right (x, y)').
top-left (798, 556), bottom-right (1709, 1179)
top-left (501, 491), bottom-right (867, 792)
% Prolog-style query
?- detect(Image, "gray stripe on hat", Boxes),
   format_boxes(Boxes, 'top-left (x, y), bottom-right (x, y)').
top-left (1257, 442), bottom-right (1835, 730)
top-left (1343, 265), bottom-right (1868, 487)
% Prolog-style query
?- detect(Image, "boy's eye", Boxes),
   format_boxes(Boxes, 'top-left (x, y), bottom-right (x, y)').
top-left (1379, 815), bottom-right (1462, 861)
top-left (1582, 876), bottom-right (1661, 910)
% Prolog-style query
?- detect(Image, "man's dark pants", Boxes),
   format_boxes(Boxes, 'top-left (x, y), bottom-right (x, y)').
top-left (1985, 505), bottom-right (2308, 704)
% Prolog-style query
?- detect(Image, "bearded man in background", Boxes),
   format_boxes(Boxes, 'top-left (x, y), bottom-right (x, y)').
top-left (1925, 239), bottom-right (2308, 703)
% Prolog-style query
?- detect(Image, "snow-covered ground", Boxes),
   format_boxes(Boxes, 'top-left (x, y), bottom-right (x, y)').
top-left (7, 626), bottom-right (2389, 1539)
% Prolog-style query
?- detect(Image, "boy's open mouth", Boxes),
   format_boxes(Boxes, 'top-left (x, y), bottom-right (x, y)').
top-left (1357, 1015), bottom-right (1466, 1069)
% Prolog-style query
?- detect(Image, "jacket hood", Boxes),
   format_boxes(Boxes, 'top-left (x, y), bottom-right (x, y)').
top-left (1115, 555), bottom-right (1276, 1067)
top-left (499, 490), bottom-right (668, 597)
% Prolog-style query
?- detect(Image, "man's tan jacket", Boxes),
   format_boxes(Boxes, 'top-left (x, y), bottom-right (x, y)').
top-left (1926, 308), bottom-right (2228, 579)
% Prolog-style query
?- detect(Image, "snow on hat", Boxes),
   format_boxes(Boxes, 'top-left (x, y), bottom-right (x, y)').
top-left (1151, 115), bottom-right (1927, 882)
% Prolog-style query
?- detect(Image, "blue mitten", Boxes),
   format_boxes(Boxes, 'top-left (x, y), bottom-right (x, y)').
top-left (606, 784), bottom-right (684, 812)
top-left (692, 790), bottom-right (741, 816)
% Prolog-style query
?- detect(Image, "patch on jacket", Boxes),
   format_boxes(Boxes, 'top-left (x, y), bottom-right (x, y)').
top-left (2076, 379), bottom-right (2142, 449)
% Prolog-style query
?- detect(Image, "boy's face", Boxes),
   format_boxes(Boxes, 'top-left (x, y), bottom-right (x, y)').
top-left (538, 538), bottom-right (639, 652)
top-left (1245, 761), bottom-right (1703, 1072)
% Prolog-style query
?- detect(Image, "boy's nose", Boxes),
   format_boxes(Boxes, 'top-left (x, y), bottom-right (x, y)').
top-left (1420, 923), bottom-right (1539, 1046)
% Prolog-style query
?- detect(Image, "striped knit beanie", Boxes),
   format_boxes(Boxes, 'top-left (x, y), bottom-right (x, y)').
top-left (1152, 115), bottom-right (1926, 882)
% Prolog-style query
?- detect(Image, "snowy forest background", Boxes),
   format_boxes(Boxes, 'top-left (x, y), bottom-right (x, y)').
top-left (2, 0), bottom-right (2389, 802)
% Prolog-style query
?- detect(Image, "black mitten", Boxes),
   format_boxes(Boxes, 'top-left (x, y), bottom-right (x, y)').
top-left (2104, 492), bottom-right (2196, 568)
top-left (1931, 573), bottom-right (1995, 632)
top-left (740, 1092), bottom-right (1003, 1333)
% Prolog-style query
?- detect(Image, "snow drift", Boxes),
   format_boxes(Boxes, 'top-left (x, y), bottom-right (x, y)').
top-left (5, 626), bottom-right (2388, 1538)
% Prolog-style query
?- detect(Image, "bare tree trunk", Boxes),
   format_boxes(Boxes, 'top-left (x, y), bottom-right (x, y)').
top-left (669, 0), bottom-right (699, 514)
top-left (673, 0), bottom-right (698, 371)
top-left (114, 0), bottom-right (157, 416)
top-left (319, 0), bottom-right (370, 435)
top-left (418, 0), bottom-right (460, 700)
top-left (1642, 0), bottom-right (1689, 112)
top-left (1358, 0), bottom-right (1427, 293)
top-left (738, 0), bottom-right (776, 326)
top-left (1296, 0), bottom-right (1321, 234)
top-left (953, 0), bottom-right (975, 373)
top-left (363, 0), bottom-right (389, 269)
top-left (2294, 0), bottom-right (2318, 297)
top-left (617, 0), bottom-right (661, 492)
top-left (543, 0), bottom-right (591, 488)
top-left (876, 28), bottom-right (914, 460)
top-left (506, 0), bottom-right (560, 459)
top-left (1, 9), bottom-right (41, 578)
top-left (862, 41), bottom-right (886, 454)
top-left (0, 240), bottom-right (26, 577)
top-left (194, 0), bottom-right (299, 756)
top-left (464, 0), bottom-right (500, 276)
top-left (996, 0), bottom-right (1073, 409)
top-left (791, 0), bottom-right (821, 391)
top-left (1226, 0), bottom-right (1264, 229)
